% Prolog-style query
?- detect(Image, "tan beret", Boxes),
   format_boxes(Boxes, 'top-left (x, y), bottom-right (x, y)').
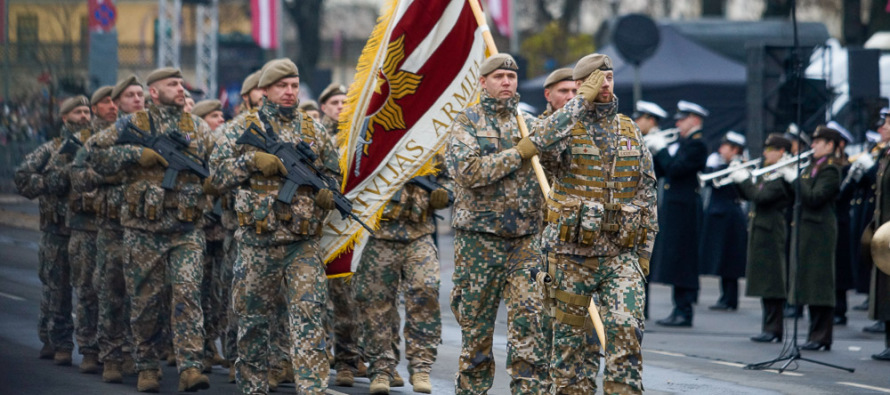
top-left (318, 83), bottom-right (347, 104)
top-left (111, 74), bottom-right (143, 100)
top-left (572, 54), bottom-right (613, 80)
top-left (146, 67), bottom-right (183, 86)
top-left (90, 86), bottom-right (114, 106)
top-left (240, 71), bottom-right (261, 96)
top-left (543, 68), bottom-right (574, 89)
top-left (259, 58), bottom-right (299, 88)
top-left (299, 100), bottom-right (319, 112)
top-left (192, 99), bottom-right (222, 118)
top-left (480, 53), bottom-right (519, 76)
top-left (60, 96), bottom-right (90, 115)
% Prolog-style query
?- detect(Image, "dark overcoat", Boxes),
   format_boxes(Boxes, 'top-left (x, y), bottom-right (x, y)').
top-left (870, 149), bottom-right (890, 321)
top-left (737, 173), bottom-right (792, 298)
top-left (699, 162), bottom-right (748, 279)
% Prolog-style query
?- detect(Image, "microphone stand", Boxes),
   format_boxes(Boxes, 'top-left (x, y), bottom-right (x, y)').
top-left (745, 0), bottom-right (853, 374)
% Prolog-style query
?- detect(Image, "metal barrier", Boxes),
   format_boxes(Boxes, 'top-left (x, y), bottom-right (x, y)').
top-left (0, 141), bottom-right (42, 193)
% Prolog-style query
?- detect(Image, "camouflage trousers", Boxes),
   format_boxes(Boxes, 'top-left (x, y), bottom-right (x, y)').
top-left (222, 232), bottom-right (238, 365)
top-left (234, 239), bottom-right (328, 394)
top-left (353, 235), bottom-right (442, 379)
top-left (96, 226), bottom-right (133, 362)
top-left (124, 228), bottom-right (206, 373)
top-left (39, 232), bottom-right (73, 352)
top-left (547, 251), bottom-right (645, 395)
top-left (69, 229), bottom-right (99, 355)
top-left (451, 231), bottom-right (549, 395)
top-left (327, 275), bottom-right (362, 371)
top-left (202, 239), bottom-right (226, 359)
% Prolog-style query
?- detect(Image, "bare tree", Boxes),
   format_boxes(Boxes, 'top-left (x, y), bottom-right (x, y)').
top-left (282, 0), bottom-right (323, 85)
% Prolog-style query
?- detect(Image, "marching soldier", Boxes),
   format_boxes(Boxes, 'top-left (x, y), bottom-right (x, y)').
top-left (299, 100), bottom-right (321, 121)
top-left (700, 131), bottom-right (748, 311)
top-left (91, 86), bottom-right (118, 127)
top-left (208, 58), bottom-right (341, 394)
top-left (647, 100), bottom-right (709, 327)
top-left (867, 109), bottom-right (890, 360)
top-left (318, 83), bottom-right (347, 137)
top-left (446, 53), bottom-right (551, 394)
top-left (730, 134), bottom-right (794, 342)
top-left (529, 53), bottom-right (658, 394)
top-left (240, 70), bottom-right (263, 112)
top-left (541, 67), bottom-right (576, 116)
top-left (88, 67), bottom-right (214, 392)
top-left (632, 100), bottom-right (667, 136)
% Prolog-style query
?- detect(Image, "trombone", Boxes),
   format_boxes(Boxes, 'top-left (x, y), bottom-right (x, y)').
top-left (697, 158), bottom-right (762, 188)
top-left (750, 150), bottom-right (813, 179)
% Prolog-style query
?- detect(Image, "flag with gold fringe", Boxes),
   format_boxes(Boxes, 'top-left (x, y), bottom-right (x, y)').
top-left (321, 0), bottom-right (487, 276)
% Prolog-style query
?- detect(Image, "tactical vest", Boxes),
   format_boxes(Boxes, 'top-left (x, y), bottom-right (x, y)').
top-left (544, 114), bottom-right (650, 255)
top-left (67, 128), bottom-right (97, 214)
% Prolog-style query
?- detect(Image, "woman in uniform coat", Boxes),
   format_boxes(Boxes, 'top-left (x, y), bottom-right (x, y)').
top-left (868, 110), bottom-right (890, 360)
top-left (733, 134), bottom-right (794, 342)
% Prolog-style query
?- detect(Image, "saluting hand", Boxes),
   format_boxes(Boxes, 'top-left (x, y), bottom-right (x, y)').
top-left (578, 70), bottom-right (606, 104)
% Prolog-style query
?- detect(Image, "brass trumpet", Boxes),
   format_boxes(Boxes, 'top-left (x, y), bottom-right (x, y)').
top-left (750, 150), bottom-right (813, 179)
top-left (697, 158), bottom-right (762, 188)
top-left (643, 128), bottom-right (680, 146)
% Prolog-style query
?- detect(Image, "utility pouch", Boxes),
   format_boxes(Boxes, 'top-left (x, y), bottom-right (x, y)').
top-left (124, 180), bottom-right (150, 219)
top-left (612, 202), bottom-right (643, 248)
top-left (578, 202), bottom-right (603, 246)
top-left (557, 198), bottom-right (582, 243)
top-left (143, 184), bottom-right (165, 221)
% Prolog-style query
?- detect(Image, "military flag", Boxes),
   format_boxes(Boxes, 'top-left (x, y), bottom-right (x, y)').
top-left (250, 0), bottom-right (278, 49)
top-left (321, 0), bottom-right (487, 276)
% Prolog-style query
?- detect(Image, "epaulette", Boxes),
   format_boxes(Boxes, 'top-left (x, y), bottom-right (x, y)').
top-left (690, 130), bottom-right (703, 140)
top-left (617, 114), bottom-right (638, 139)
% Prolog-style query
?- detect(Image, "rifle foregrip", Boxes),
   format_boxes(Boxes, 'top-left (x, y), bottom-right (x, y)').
top-left (161, 168), bottom-right (178, 190)
top-left (277, 180), bottom-right (298, 203)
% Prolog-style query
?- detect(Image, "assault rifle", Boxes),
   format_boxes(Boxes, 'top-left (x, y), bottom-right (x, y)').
top-left (116, 118), bottom-right (209, 190)
top-left (236, 122), bottom-right (373, 232)
top-left (58, 136), bottom-right (83, 156)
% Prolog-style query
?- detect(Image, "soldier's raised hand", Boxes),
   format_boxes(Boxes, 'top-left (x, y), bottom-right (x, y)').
top-left (139, 148), bottom-right (169, 168)
top-left (578, 70), bottom-right (606, 104)
top-left (252, 152), bottom-right (288, 177)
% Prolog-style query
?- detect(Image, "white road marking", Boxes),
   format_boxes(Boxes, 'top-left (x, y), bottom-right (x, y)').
top-left (837, 382), bottom-right (890, 393)
top-left (0, 291), bottom-right (25, 301)
top-left (711, 361), bottom-right (746, 368)
top-left (647, 349), bottom-right (687, 357)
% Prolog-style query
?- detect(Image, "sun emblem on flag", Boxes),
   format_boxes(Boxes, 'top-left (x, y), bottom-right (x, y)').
top-left (359, 34), bottom-right (422, 155)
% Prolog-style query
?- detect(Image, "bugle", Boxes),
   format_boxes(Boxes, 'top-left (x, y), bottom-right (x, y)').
top-left (697, 158), bottom-right (762, 188)
top-left (750, 150), bottom-right (813, 179)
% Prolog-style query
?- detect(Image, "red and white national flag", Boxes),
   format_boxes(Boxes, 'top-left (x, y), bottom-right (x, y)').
top-left (322, 0), bottom-right (487, 276)
top-left (487, 0), bottom-right (511, 37)
top-left (251, 0), bottom-right (278, 49)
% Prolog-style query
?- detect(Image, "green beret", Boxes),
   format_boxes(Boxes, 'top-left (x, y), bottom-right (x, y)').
top-left (480, 53), bottom-right (519, 76)
top-left (318, 83), bottom-right (347, 104)
top-left (543, 68), bottom-right (574, 89)
top-left (192, 99), bottom-right (222, 118)
top-left (259, 58), bottom-right (299, 88)
top-left (146, 67), bottom-right (183, 86)
top-left (299, 100), bottom-right (319, 112)
top-left (240, 71), bottom-right (261, 96)
top-left (60, 95), bottom-right (90, 115)
top-left (90, 86), bottom-right (114, 106)
top-left (111, 74), bottom-right (143, 100)
top-left (572, 53), bottom-right (613, 80)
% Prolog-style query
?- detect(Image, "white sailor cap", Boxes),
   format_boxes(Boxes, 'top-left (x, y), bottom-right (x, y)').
top-left (866, 131), bottom-right (881, 143)
top-left (827, 120), bottom-right (853, 143)
top-left (722, 131), bottom-right (746, 147)
top-left (785, 123), bottom-right (811, 145)
top-left (674, 100), bottom-right (709, 119)
top-left (633, 100), bottom-right (668, 120)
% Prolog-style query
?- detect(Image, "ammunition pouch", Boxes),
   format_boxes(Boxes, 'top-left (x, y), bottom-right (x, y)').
top-left (235, 184), bottom-right (322, 236)
top-left (545, 253), bottom-right (595, 329)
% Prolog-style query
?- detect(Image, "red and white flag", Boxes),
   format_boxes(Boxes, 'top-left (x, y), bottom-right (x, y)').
top-left (487, 0), bottom-right (511, 37)
top-left (322, 0), bottom-right (487, 276)
top-left (251, 0), bottom-right (278, 49)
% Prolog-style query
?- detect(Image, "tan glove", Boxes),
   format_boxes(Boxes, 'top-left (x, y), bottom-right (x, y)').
top-left (429, 188), bottom-right (450, 210)
top-left (139, 148), bottom-right (169, 168)
top-left (315, 188), bottom-right (335, 210)
top-left (252, 152), bottom-right (288, 177)
top-left (202, 177), bottom-right (218, 196)
top-left (515, 136), bottom-right (538, 160)
top-left (578, 70), bottom-right (605, 104)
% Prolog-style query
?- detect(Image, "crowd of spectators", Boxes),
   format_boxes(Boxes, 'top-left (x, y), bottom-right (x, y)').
top-left (0, 94), bottom-right (55, 144)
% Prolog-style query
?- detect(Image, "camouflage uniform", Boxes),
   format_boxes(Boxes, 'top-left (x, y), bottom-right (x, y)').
top-left (446, 91), bottom-right (551, 394)
top-left (212, 121), bottom-right (241, 368)
top-left (15, 136), bottom-right (74, 355)
top-left (75, 116), bottom-right (134, 365)
top-left (531, 95), bottom-right (658, 394)
top-left (202, 202), bottom-right (227, 365)
top-left (353, 176), bottom-right (447, 380)
top-left (88, 104), bottom-right (214, 374)
top-left (209, 100), bottom-right (340, 394)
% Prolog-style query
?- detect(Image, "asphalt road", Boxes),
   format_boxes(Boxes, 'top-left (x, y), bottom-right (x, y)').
top-left (1, 207), bottom-right (889, 394)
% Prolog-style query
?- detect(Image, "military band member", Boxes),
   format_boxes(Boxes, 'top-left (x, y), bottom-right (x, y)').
top-left (209, 58), bottom-right (341, 394)
top-left (868, 109), bottom-right (890, 360)
top-left (632, 100), bottom-right (667, 136)
top-left (730, 134), bottom-right (794, 342)
top-left (648, 100), bottom-right (709, 327)
top-left (700, 131), bottom-right (748, 311)
top-left (528, 53), bottom-right (658, 395)
top-left (541, 67), bottom-right (576, 116)
top-left (88, 67), bottom-right (214, 392)
top-left (446, 53), bottom-right (551, 394)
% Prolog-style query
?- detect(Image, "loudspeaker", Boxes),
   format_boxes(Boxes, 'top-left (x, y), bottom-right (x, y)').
top-left (848, 48), bottom-right (881, 100)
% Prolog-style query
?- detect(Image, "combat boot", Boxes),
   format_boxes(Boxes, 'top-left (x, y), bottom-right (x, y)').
top-left (278, 361), bottom-right (294, 384)
top-left (80, 352), bottom-right (101, 373)
top-left (356, 359), bottom-right (368, 377)
top-left (53, 350), bottom-right (72, 366)
top-left (39, 343), bottom-right (54, 359)
top-left (178, 367), bottom-right (210, 392)
top-left (209, 342), bottom-right (228, 367)
top-left (334, 369), bottom-right (354, 387)
top-left (102, 361), bottom-right (123, 383)
top-left (228, 366), bottom-right (236, 383)
top-left (268, 368), bottom-right (280, 392)
top-left (391, 370), bottom-right (404, 387)
top-left (202, 357), bottom-right (213, 373)
top-left (137, 369), bottom-right (161, 393)
top-left (410, 372), bottom-right (432, 393)
top-left (370, 374), bottom-right (390, 394)
top-left (122, 353), bottom-right (136, 375)
top-left (167, 352), bottom-right (177, 366)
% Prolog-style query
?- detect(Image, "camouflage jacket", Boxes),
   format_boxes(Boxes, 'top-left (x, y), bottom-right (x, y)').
top-left (47, 121), bottom-right (101, 232)
top-left (374, 156), bottom-right (452, 242)
top-left (447, 92), bottom-right (564, 238)
top-left (531, 96), bottom-right (659, 266)
top-left (74, 124), bottom-right (129, 232)
top-left (87, 104), bottom-right (214, 234)
top-left (208, 101), bottom-right (340, 247)
top-left (14, 136), bottom-right (70, 235)
top-left (322, 114), bottom-right (338, 138)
